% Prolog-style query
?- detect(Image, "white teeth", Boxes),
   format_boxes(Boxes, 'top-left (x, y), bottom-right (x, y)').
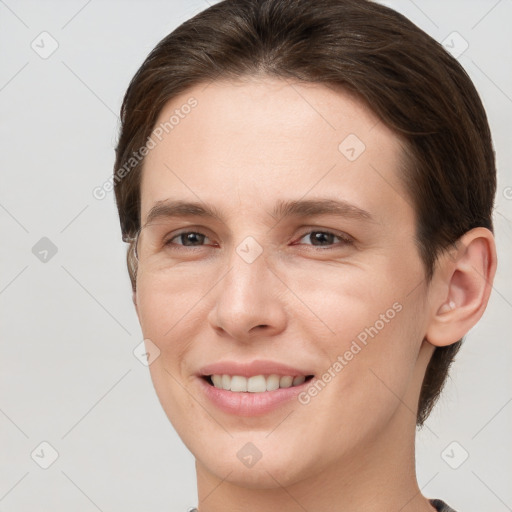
top-left (209, 374), bottom-right (309, 392)
top-left (221, 374), bottom-right (231, 390)
top-left (247, 375), bottom-right (266, 392)
top-left (279, 376), bottom-right (293, 388)
top-left (266, 374), bottom-right (280, 391)
top-left (292, 375), bottom-right (306, 386)
top-left (230, 375), bottom-right (248, 392)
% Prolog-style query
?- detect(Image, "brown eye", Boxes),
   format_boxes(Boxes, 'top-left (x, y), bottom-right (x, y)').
top-left (169, 231), bottom-right (210, 246)
top-left (296, 230), bottom-right (353, 247)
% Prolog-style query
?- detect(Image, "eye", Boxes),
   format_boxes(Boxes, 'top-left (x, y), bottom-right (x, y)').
top-left (168, 231), bottom-right (212, 247)
top-left (294, 230), bottom-right (353, 247)
top-left (164, 229), bottom-right (352, 249)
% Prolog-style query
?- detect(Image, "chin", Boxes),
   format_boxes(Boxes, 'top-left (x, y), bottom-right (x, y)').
top-left (187, 427), bottom-right (320, 490)
top-left (197, 452), bottom-right (308, 490)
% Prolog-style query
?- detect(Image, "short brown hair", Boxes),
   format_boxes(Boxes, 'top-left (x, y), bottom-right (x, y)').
top-left (113, 0), bottom-right (496, 427)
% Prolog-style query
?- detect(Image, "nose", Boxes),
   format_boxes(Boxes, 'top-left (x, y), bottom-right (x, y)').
top-left (207, 246), bottom-right (287, 343)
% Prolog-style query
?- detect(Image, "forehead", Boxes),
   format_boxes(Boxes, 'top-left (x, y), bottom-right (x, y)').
top-left (140, 77), bottom-right (411, 224)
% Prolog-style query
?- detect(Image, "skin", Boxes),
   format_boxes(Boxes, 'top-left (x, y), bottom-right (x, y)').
top-left (133, 77), bottom-right (496, 512)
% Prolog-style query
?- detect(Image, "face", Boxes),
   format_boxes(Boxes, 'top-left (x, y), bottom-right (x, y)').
top-left (135, 77), bottom-right (434, 488)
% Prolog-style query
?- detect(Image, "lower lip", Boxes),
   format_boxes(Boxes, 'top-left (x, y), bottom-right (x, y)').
top-left (198, 377), bottom-right (312, 416)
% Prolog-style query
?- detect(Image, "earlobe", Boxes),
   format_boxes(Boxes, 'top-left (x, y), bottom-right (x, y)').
top-left (425, 227), bottom-right (497, 347)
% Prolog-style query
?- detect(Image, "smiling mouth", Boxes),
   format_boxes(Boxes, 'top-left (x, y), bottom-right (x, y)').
top-left (203, 374), bottom-right (315, 392)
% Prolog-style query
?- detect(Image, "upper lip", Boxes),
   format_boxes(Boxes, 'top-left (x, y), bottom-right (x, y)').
top-left (198, 360), bottom-right (314, 377)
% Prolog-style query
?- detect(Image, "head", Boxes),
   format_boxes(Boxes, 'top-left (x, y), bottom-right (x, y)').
top-left (113, 0), bottom-right (496, 489)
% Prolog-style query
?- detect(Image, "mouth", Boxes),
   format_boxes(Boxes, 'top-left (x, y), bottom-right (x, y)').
top-left (202, 374), bottom-right (315, 392)
top-left (196, 360), bottom-right (316, 416)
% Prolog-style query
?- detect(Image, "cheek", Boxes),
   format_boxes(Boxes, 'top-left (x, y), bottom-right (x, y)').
top-left (344, 315), bottom-right (422, 444)
top-left (135, 266), bottom-right (212, 340)
top-left (284, 262), bottom-right (402, 338)
top-left (135, 272), bottom-right (208, 425)
top-left (292, 300), bottom-right (423, 464)
top-left (297, 262), bottom-right (425, 405)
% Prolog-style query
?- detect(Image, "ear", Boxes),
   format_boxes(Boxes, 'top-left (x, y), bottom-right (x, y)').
top-left (425, 227), bottom-right (497, 347)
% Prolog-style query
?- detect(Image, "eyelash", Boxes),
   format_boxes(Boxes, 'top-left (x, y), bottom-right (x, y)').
top-left (166, 229), bottom-right (354, 249)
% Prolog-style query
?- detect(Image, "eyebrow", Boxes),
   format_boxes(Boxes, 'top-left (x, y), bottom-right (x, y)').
top-left (144, 198), bottom-right (374, 225)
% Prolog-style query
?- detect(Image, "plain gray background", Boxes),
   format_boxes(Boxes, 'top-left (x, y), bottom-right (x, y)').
top-left (0, 1), bottom-right (511, 511)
